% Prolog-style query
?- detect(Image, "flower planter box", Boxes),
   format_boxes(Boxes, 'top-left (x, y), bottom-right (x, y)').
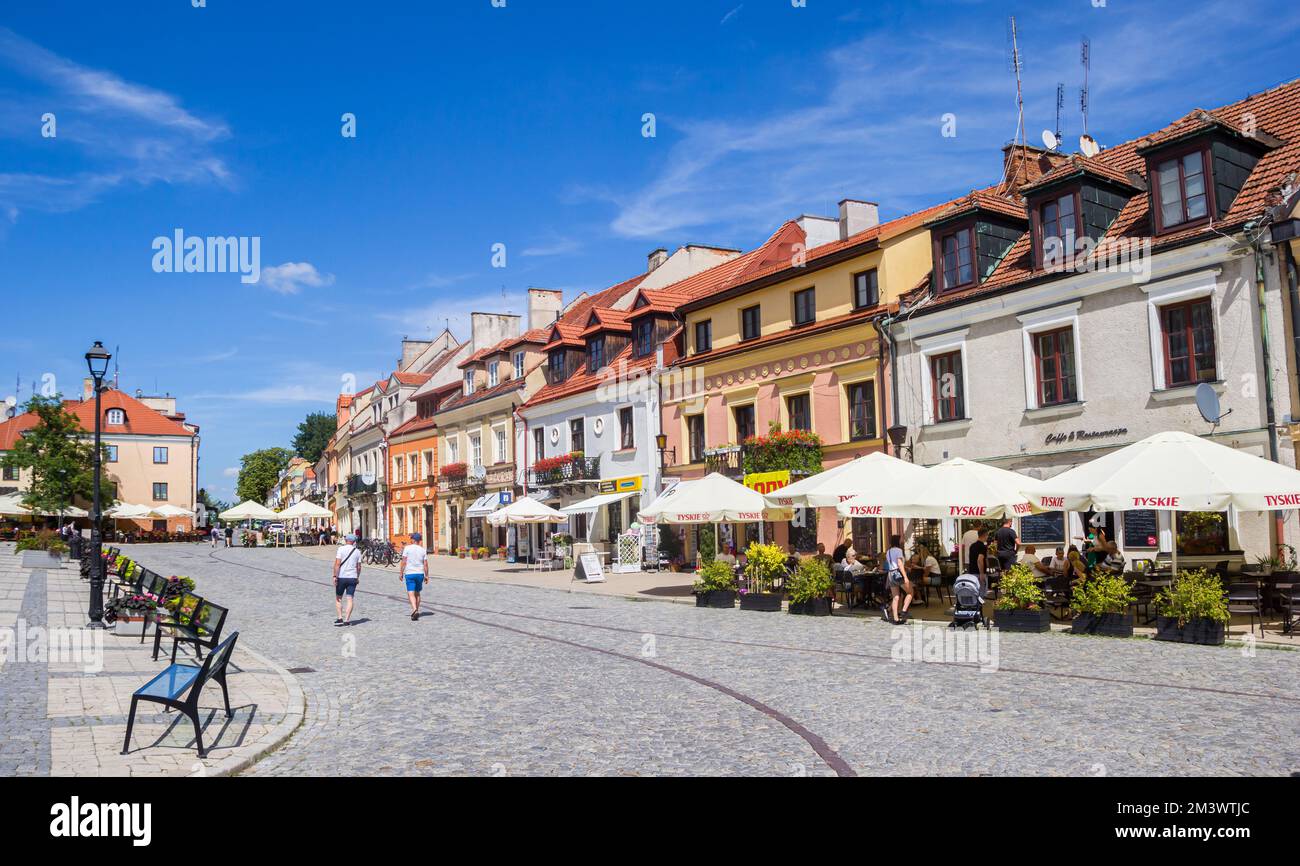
top-left (1071, 612), bottom-right (1134, 638)
top-left (1153, 616), bottom-right (1226, 646)
top-left (789, 598), bottom-right (832, 617)
top-left (113, 614), bottom-right (151, 637)
top-left (739, 593), bottom-right (783, 612)
top-left (695, 590), bottom-right (736, 609)
top-left (994, 608), bottom-right (1052, 633)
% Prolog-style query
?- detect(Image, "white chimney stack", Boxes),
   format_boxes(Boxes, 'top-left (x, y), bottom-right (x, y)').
top-left (838, 199), bottom-right (880, 241)
top-left (647, 248), bottom-right (669, 272)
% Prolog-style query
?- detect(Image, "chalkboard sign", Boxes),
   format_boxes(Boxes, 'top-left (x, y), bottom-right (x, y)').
top-left (1019, 511), bottom-right (1065, 544)
top-left (1123, 510), bottom-right (1159, 548)
top-left (577, 552), bottom-right (605, 583)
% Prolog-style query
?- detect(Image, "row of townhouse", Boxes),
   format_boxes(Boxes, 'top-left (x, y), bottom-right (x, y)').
top-left (311, 77), bottom-right (1300, 569)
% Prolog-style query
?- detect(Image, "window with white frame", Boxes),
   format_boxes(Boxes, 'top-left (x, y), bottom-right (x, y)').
top-left (514, 351), bottom-right (525, 380)
top-left (470, 433), bottom-right (482, 469)
top-left (494, 427), bottom-right (507, 464)
top-left (464, 370), bottom-right (475, 395)
top-left (916, 329), bottom-right (970, 426)
top-left (488, 362), bottom-right (499, 389)
top-left (447, 435), bottom-right (459, 464)
top-left (106, 409), bottom-right (125, 425)
top-left (1142, 272), bottom-right (1220, 392)
top-left (1018, 302), bottom-right (1084, 411)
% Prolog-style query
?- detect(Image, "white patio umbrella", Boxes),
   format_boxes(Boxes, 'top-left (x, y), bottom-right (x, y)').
top-left (639, 473), bottom-right (792, 524)
top-left (279, 501), bottom-right (333, 519)
top-left (149, 504), bottom-right (194, 518)
top-left (220, 500), bottom-right (279, 521)
top-left (836, 457), bottom-right (1040, 521)
top-left (1029, 430), bottom-right (1300, 575)
top-left (105, 503), bottom-right (153, 519)
top-left (764, 451), bottom-right (929, 509)
top-left (486, 496), bottom-right (568, 526)
top-left (0, 493), bottom-right (31, 516)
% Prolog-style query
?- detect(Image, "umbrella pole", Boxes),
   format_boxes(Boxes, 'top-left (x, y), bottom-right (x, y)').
top-left (1170, 509), bottom-right (1178, 580)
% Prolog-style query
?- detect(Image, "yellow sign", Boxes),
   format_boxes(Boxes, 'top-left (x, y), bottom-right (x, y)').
top-left (743, 470), bottom-right (791, 495)
top-left (599, 476), bottom-right (643, 494)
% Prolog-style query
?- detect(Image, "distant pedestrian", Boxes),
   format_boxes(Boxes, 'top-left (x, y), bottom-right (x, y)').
top-left (967, 527), bottom-right (990, 596)
top-left (224, 526), bottom-right (233, 548)
top-left (399, 531), bottom-right (429, 621)
top-left (994, 518), bottom-right (1018, 573)
top-left (210, 526), bottom-right (220, 548)
top-left (333, 533), bottom-right (362, 626)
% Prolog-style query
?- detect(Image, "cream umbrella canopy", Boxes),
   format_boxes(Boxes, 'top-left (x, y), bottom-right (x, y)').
top-left (836, 457), bottom-right (1039, 520)
top-left (1028, 430), bottom-right (1300, 574)
top-left (220, 501), bottom-right (279, 521)
top-left (149, 504), bottom-right (194, 519)
top-left (486, 496), bottom-right (568, 526)
top-left (763, 451), bottom-right (929, 509)
top-left (0, 494), bottom-right (31, 516)
top-left (639, 473), bottom-right (793, 524)
top-left (279, 501), bottom-right (333, 519)
top-left (105, 503), bottom-right (153, 519)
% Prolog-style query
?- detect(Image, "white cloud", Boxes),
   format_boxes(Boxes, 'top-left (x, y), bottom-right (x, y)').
top-left (257, 262), bottom-right (335, 295)
top-left (720, 5), bottom-right (743, 25)
top-left (0, 27), bottom-right (231, 218)
top-left (521, 236), bottom-right (581, 258)
top-left (222, 467), bottom-right (239, 478)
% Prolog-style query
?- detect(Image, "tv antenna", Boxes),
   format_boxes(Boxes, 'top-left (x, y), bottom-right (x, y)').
top-left (1007, 17), bottom-right (1026, 149)
top-left (1079, 37), bottom-right (1091, 137)
top-left (1042, 84), bottom-right (1065, 152)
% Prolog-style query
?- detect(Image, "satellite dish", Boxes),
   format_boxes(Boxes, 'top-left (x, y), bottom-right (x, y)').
top-left (361, 472), bottom-right (376, 486)
top-left (1079, 134), bottom-right (1100, 157)
top-left (1041, 129), bottom-right (1060, 151)
top-left (1195, 382), bottom-right (1232, 428)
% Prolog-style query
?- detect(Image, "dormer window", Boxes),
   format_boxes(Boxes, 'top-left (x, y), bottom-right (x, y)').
top-left (633, 319), bottom-right (654, 357)
top-left (587, 337), bottom-right (606, 372)
top-left (513, 351), bottom-right (525, 380)
top-left (548, 350), bottom-right (564, 378)
top-left (1037, 191), bottom-right (1080, 267)
top-left (106, 409), bottom-right (125, 425)
top-left (463, 370), bottom-right (475, 396)
top-left (1153, 148), bottom-right (1210, 232)
top-left (938, 226), bottom-right (975, 291)
top-left (488, 363), bottom-right (498, 389)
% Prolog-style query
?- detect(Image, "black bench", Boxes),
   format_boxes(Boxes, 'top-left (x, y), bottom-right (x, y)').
top-left (153, 598), bottom-right (228, 664)
top-left (121, 631), bottom-right (239, 759)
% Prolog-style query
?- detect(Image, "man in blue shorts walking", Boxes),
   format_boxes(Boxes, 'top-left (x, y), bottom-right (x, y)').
top-left (332, 532), bottom-right (362, 626)
top-left (399, 531), bottom-right (429, 621)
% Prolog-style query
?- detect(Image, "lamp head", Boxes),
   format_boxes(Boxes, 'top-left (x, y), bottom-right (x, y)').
top-left (655, 433), bottom-right (667, 451)
top-left (886, 424), bottom-right (908, 448)
top-left (84, 341), bottom-right (112, 381)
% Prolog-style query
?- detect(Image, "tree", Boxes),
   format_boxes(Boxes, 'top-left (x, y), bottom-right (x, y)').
top-left (236, 447), bottom-right (293, 504)
top-left (0, 395), bottom-right (108, 517)
top-left (292, 412), bottom-right (336, 465)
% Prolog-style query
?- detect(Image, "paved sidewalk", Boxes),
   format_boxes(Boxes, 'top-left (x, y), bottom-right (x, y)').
top-left (0, 543), bottom-right (304, 777)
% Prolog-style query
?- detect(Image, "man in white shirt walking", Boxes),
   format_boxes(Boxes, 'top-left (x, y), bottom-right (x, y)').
top-left (332, 533), bottom-right (362, 626)
top-left (399, 532), bottom-right (429, 621)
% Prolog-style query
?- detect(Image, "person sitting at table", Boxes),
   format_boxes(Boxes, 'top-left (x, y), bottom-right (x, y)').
top-left (715, 544), bottom-right (737, 566)
top-left (843, 544), bottom-right (867, 575)
top-left (1066, 546), bottom-right (1089, 584)
top-left (1047, 546), bottom-right (1067, 576)
top-left (832, 540), bottom-right (851, 565)
top-left (1018, 544), bottom-right (1052, 577)
top-left (814, 542), bottom-right (832, 567)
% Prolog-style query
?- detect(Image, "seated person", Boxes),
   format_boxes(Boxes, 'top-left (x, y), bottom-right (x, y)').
top-left (910, 543), bottom-right (942, 583)
top-left (814, 542), bottom-right (832, 566)
top-left (843, 545), bottom-right (867, 575)
top-left (1046, 546), bottom-right (1067, 576)
top-left (1018, 544), bottom-right (1052, 576)
top-left (831, 540), bottom-right (851, 565)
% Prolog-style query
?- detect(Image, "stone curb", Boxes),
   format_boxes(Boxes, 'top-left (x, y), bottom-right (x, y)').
top-left (202, 640), bottom-right (306, 777)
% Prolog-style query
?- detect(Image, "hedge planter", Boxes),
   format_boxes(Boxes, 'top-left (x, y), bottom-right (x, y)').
top-left (994, 608), bottom-right (1052, 633)
top-left (1071, 612), bottom-right (1135, 638)
top-left (695, 590), bottom-right (736, 609)
top-left (739, 593), bottom-right (783, 612)
top-left (1154, 616), bottom-right (1226, 646)
top-left (789, 598), bottom-right (832, 617)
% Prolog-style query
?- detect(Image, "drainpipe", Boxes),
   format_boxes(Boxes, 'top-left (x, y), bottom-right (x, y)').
top-left (1251, 226), bottom-right (1283, 549)
top-left (877, 313), bottom-right (902, 456)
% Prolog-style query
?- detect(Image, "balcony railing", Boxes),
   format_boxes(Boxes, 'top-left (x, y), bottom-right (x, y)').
top-left (346, 476), bottom-right (377, 496)
top-left (527, 456), bottom-right (600, 488)
top-left (701, 442), bottom-right (821, 480)
top-left (438, 463), bottom-right (487, 494)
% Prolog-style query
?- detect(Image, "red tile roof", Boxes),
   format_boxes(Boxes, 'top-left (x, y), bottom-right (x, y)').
top-left (0, 388), bottom-right (195, 449)
top-left (390, 371), bottom-right (431, 387)
top-left (1018, 154), bottom-right (1140, 196)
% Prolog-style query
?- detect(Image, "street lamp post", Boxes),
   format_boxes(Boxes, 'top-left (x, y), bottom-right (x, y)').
top-left (85, 341), bottom-right (111, 629)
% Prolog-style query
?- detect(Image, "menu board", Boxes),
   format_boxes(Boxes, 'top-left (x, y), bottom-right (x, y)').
top-left (1019, 511), bottom-right (1065, 544)
top-left (1123, 510), bottom-right (1159, 548)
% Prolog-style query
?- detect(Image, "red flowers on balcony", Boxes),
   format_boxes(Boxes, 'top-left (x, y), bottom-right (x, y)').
top-left (533, 453), bottom-right (574, 473)
top-left (439, 462), bottom-right (468, 480)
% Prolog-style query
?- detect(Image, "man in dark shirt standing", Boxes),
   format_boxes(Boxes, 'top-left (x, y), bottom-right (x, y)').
top-left (994, 518), bottom-right (1018, 573)
top-left (967, 527), bottom-right (990, 594)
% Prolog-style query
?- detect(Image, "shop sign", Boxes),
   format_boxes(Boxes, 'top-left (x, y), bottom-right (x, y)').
top-left (598, 476), bottom-right (643, 494)
top-left (1045, 427), bottom-right (1128, 446)
top-left (743, 470), bottom-right (791, 495)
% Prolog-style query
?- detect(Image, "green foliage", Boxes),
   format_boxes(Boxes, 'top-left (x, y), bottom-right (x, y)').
top-left (107, 593), bottom-right (159, 616)
top-left (236, 447), bottom-right (293, 503)
top-left (787, 556), bottom-right (832, 604)
top-left (743, 542), bottom-right (787, 595)
top-left (693, 559), bottom-right (737, 593)
top-left (15, 530), bottom-right (68, 554)
top-left (1155, 568), bottom-right (1229, 625)
top-left (698, 524), bottom-right (716, 564)
top-left (292, 412), bottom-right (337, 464)
top-left (994, 563), bottom-right (1045, 611)
top-left (742, 424), bottom-right (823, 476)
top-left (0, 394), bottom-right (104, 517)
top-left (1070, 571), bottom-right (1135, 616)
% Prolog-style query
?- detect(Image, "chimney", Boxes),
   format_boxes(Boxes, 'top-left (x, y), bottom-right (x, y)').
top-left (82, 378), bottom-right (93, 401)
top-left (647, 248), bottom-right (669, 272)
top-left (527, 288), bottom-right (564, 331)
top-left (999, 143), bottom-right (1070, 195)
top-left (838, 199), bottom-right (880, 241)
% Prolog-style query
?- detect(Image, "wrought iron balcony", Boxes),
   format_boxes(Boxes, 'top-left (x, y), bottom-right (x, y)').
top-left (346, 476), bottom-right (377, 496)
top-left (438, 463), bottom-right (487, 495)
top-left (527, 456), bottom-right (600, 488)
top-left (701, 442), bottom-right (821, 480)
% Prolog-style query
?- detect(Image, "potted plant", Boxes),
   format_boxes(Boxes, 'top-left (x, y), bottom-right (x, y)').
top-left (457, 546), bottom-right (467, 558)
top-left (993, 564), bottom-right (1051, 632)
top-left (1069, 572), bottom-right (1136, 637)
top-left (16, 529), bottom-right (69, 567)
top-left (106, 593), bottom-right (159, 637)
top-left (693, 560), bottom-right (737, 609)
top-left (787, 556), bottom-right (832, 616)
top-left (740, 542), bottom-right (786, 612)
top-left (1254, 555), bottom-right (1281, 577)
top-left (496, 545), bottom-right (507, 560)
top-left (1153, 568), bottom-right (1229, 645)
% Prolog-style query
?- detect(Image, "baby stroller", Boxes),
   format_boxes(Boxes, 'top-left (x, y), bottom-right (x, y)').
top-left (949, 574), bottom-right (987, 629)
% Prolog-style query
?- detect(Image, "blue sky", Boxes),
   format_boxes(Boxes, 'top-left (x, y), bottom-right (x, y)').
top-left (1, 0), bottom-right (1297, 502)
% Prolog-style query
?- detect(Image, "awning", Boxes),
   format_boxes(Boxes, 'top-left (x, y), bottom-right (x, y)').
top-left (561, 489), bottom-right (637, 517)
top-left (466, 492), bottom-right (501, 518)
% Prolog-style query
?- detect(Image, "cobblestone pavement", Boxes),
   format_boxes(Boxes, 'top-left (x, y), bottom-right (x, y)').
top-left (0, 545), bottom-right (303, 777)
top-left (128, 543), bottom-right (1300, 777)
